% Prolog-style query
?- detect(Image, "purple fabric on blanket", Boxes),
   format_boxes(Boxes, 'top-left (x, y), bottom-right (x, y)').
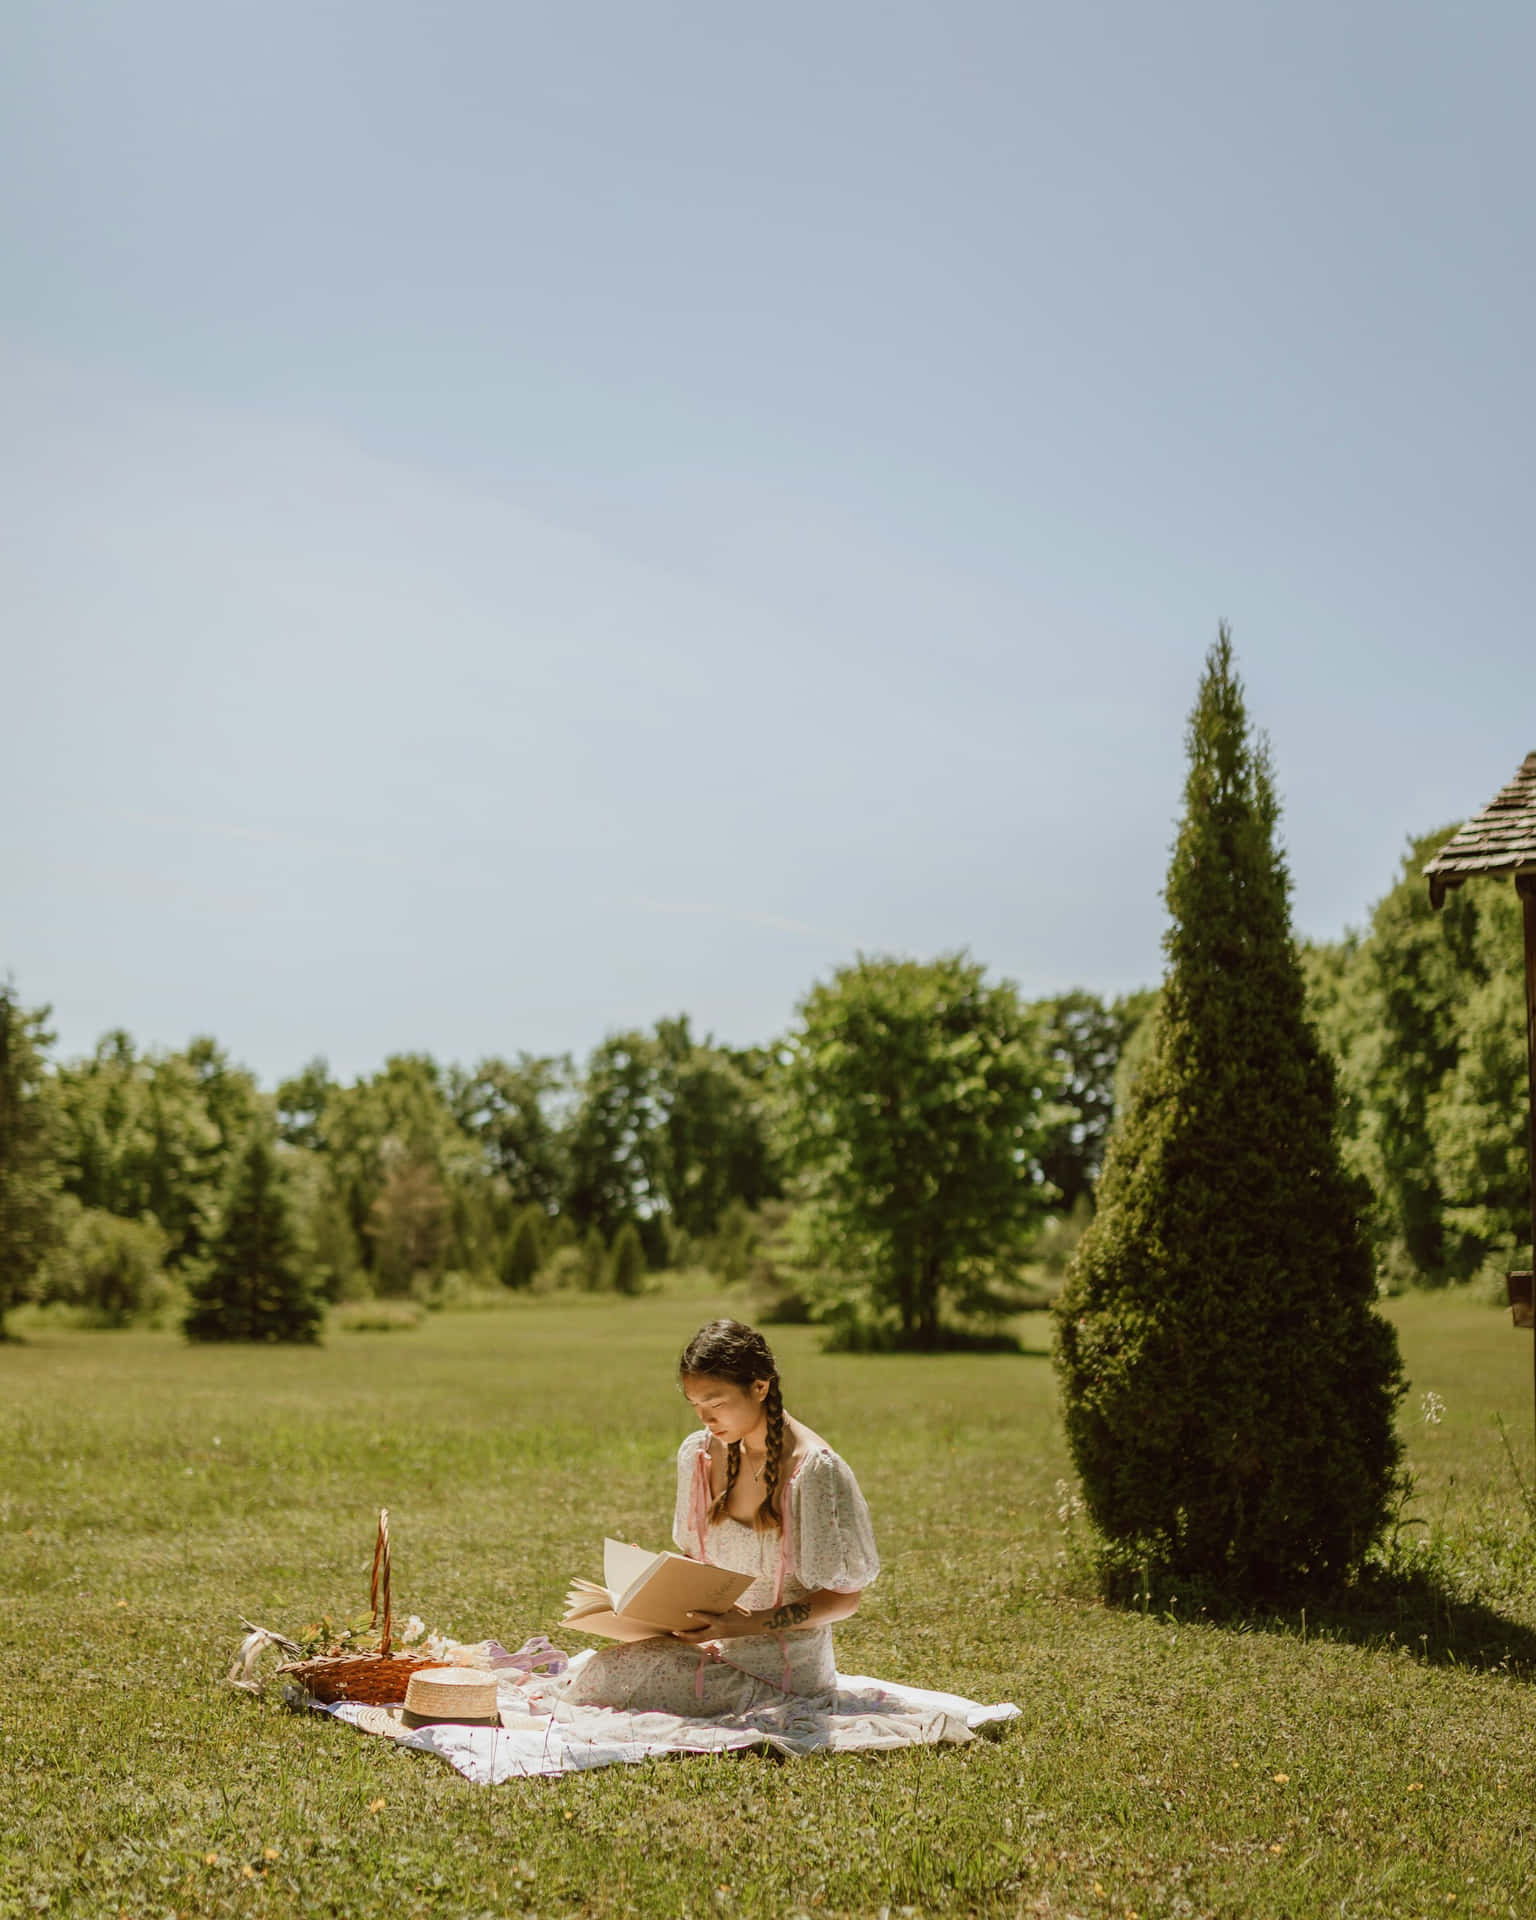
top-left (484, 1635), bottom-right (568, 1677)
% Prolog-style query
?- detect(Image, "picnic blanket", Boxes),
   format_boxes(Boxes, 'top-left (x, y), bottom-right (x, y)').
top-left (302, 1647), bottom-right (1020, 1784)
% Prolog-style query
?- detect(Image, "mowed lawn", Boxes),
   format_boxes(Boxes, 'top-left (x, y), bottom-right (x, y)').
top-left (4, 1289), bottom-right (1536, 1920)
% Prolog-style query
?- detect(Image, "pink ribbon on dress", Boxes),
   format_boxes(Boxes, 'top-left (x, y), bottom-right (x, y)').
top-left (685, 1438), bottom-right (810, 1700)
top-left (690, 1636), bottom-right (795, 1704)
top-left (688, 1441), bottom-right (712, 1558)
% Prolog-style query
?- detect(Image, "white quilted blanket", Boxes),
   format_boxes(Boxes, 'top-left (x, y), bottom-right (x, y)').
top-left (318, 1649), bottom-right (1019, 1784)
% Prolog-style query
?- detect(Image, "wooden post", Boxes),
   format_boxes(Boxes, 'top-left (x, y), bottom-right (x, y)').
top-left (1518, 875), bottom-right (1536, 1454)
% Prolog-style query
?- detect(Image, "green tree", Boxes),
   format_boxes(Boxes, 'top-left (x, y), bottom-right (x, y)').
top-left (1354, 827), bottom-right (1475, 1279)
top-left (653, 1017), bottom-right (781, 1239)
top-left (451, 1054), bottom-right (572, 1214)
top-left (1035, 989), bottom-right (1157, 1212)
top-left (1427, 880), bottom-right (1532, 1274)
top-left (0, 983), bottom-right (62, 1337)
top-left (275, 1057), bottom-right (334, 1152)
top-left (52, 1033), bottom-right (260, 1267)
top-left (1054, 631), bottom-right (1404, 1598)
top-left (284, 1148), bottom-right (367, 1302)
top-left (778, 952), bottom-right (1057, 1348)
top-left (563, 1031), bottom-right (664, 1243)
top-left (1301, 831), bottom-right (1528, 1286)
top-left (608, 1219), bottom-right (647, 1296)
top-left (560, 1021), bottom-right (781, 1260)
top-left (320, 1054), bottom-right (485, 1277)
top-left (365, 1148), bottom-right (450, 1296)
top-left (182, 1130), bottom-right (322, 1343)
top-left (499, 1204), bottom-right (545, 1290)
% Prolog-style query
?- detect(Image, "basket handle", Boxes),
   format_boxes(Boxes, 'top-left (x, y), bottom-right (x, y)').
top-left (369, 1508), bottom-right (392, 1655)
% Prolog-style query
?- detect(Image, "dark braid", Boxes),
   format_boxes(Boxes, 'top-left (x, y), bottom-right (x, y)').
top-left (713, 1440), bottom-right (743, 1528)
top-left (679, 1319), bottom-right (785, 1534)
top-left (755, 1377), bottom-right (785, 1530)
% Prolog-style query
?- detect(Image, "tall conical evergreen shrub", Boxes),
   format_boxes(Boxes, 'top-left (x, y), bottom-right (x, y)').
top-left (1054, 630), bottom-right (1404, 1598)
top-left (608, 1220), bottom-right (646, 1296)
top-left (580, 1226), bottom-right (608, 1291)
top-left (499, 1205), bottom-right (544, 1290)
top-left (183, 1131), bottom-right (322, 1343)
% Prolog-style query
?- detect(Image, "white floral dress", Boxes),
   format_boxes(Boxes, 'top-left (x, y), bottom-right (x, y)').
top-left (557, 1430), bottom-right (881, 1716)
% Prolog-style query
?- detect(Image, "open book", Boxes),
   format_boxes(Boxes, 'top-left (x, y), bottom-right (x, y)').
top-left (561, 1539), bottom-right (755, 1642)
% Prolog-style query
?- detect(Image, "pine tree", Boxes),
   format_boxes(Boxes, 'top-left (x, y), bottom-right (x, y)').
top-left (499, 1204), bottom-right (544, 1290)
top-left (1054, 630), bottom-right (1405, 1598)
top-left (608, 1220), bottom-right (646, 1296)
top-left (183, 1131), bottom-right (322, 1343)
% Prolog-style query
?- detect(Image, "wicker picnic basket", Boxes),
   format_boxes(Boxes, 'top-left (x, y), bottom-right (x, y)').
top-left (277, 1510), bottom-right (451, 1706)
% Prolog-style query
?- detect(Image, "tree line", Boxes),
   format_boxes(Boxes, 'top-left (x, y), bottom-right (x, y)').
top-left (0, 982), bottom-right (1145, 1340)
top-left (0, 805), bottom-right (1527, 1344)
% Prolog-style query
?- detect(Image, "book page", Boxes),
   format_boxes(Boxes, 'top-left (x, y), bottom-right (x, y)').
top-left (558, 1605), bottom-right (666, 1644)
top-left (602, 1538), bottom-right (658, 1601)
top-left (562, 1540), bottom-right (754, 1639)
top-left (615, 1555), bottom-right (753, 1631)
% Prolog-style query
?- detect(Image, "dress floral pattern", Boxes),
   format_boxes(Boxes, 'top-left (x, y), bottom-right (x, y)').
top-left (557, 1430), bottom-right (880, 1717)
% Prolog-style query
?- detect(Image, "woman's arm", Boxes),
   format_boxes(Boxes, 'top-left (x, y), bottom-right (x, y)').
top-left (670, 1588), bottom-right (862, 1643)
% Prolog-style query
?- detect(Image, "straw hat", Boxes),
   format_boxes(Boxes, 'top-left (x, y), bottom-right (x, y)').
top-left (401, 1667), bottom-right (500, 1728)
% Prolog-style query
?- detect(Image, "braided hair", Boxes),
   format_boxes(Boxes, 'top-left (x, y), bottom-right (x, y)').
top-left (679, 1319), bottom-right (785, 1533)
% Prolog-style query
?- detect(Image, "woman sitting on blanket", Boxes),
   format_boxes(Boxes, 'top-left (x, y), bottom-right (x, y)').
top-left (560, 1318), bottom-right (879, 1716)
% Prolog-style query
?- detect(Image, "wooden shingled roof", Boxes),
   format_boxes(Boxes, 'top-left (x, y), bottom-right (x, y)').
top-left (1424, 751), bottom-right (1536, 908)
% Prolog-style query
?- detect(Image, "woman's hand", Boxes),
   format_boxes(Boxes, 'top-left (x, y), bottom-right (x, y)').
top-left (669, 1608), bottom-right (755, 1644)
top-left (668, 1590), bottom-right (858, 1644)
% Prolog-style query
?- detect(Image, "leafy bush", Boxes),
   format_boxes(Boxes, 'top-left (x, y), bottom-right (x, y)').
top-left (533, 1246), bottom-right (589, 1292)
top-left (43, 1199), bottom-right (173, 1327)
top-left (421, 1268), bottom-right (507, 1309)
top-left (1054, 631), bottom-right (1405, 1600)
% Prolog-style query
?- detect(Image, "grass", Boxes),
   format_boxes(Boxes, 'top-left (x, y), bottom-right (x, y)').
top-left (4, 1287), bottom-right (1536, 1919)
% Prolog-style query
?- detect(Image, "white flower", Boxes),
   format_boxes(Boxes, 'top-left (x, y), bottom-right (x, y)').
top-left (1421, 1391), bottom-right (1446, 1426)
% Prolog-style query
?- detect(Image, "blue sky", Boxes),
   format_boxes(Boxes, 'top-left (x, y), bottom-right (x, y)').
top-left (3, 0), bottom-right (1533, 1085)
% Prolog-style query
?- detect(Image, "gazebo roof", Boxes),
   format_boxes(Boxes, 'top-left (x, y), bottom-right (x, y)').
top-left (1424, 751), bottom-right (1536, 908)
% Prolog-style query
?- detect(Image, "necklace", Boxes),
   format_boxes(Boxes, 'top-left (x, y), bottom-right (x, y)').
top-left (741, 1447), bottom-right (767, 1483)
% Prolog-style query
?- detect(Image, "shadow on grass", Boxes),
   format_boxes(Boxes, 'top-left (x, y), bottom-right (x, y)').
top-left (1254, 1567), bottom-right (1536, 1679)
top-left (820, 1339), bottom-right (1054, 1358)
top-left (1115, 1565), bottom-right (1536, 1680)
top-left (811, 1302), bottom-right (1058, 1355)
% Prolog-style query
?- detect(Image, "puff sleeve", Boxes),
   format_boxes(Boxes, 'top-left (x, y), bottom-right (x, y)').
top-left (672, 1430), bottom-right (709, 1559)
top-left (789, 1449), bottom-right (880, 1593)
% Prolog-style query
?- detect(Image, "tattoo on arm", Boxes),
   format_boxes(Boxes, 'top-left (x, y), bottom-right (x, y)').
top-left (760, 1600), bottom-right (813, 1632)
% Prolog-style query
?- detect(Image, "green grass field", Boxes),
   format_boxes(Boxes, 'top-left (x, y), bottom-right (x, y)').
top-left (5, 1287), bottom-right (1536, 1919)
